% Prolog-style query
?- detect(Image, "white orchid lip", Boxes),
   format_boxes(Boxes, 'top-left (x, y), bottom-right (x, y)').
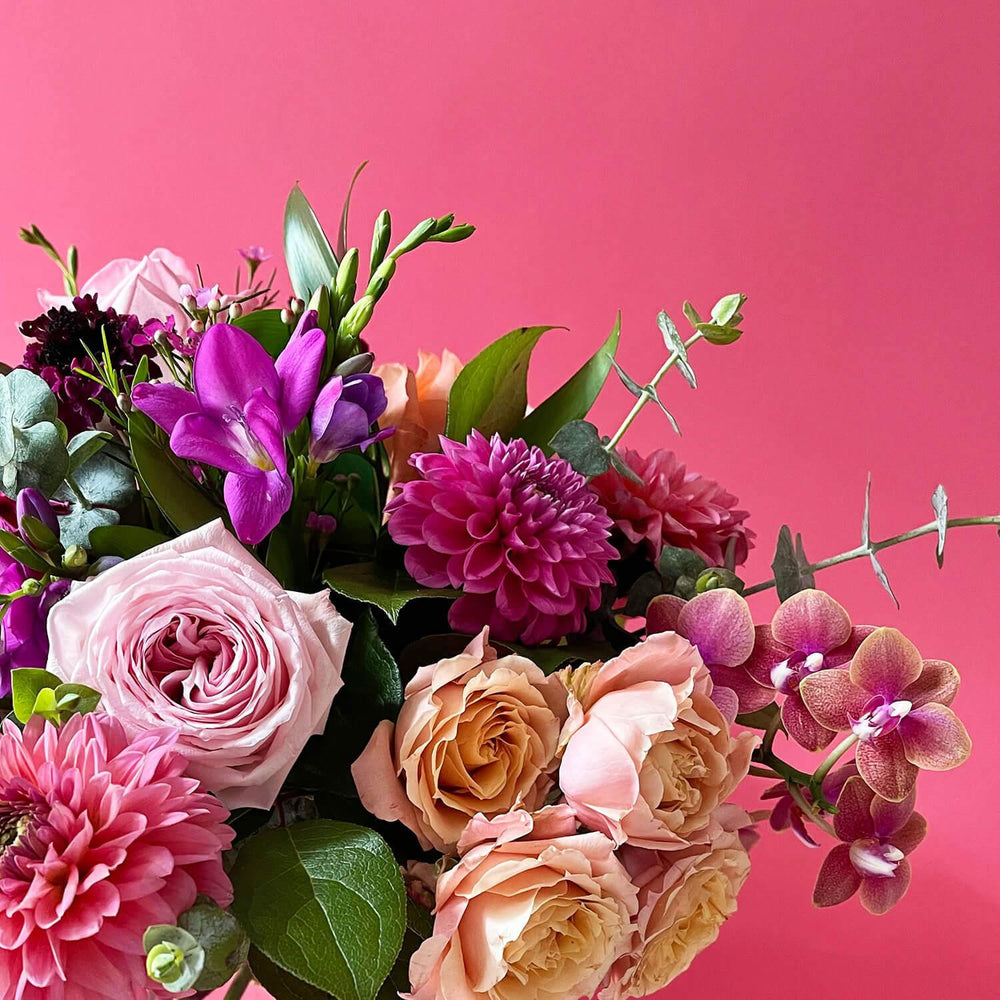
top-left (850, 837), bottom-right (905, 878)
top-left (771, 650), bottom-right (825, 693)
top-left (850, 696), bottom-right (913, 741)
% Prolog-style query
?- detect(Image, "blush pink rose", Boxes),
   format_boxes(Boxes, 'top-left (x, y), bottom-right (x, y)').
top-left (46, 519), bottom-right (351, 810)
top-left (373, 349), bottom-right (462, 492)
top-left (352, 628), bottom-right (566, 852)
top-left (38, 247), bottom-right (196, 329)
top-left (407, 810), bottom-right (638, 1000)
top-left (559, 632), bottom-right (757, 850)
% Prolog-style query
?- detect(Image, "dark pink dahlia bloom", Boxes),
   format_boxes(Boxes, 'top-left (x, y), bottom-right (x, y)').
top-left (0, 713), bottom-right (233, 1000)
top-left (590, 447), bottom-right (754, 566)
top-left (386, 431), bottom-right (617, 644)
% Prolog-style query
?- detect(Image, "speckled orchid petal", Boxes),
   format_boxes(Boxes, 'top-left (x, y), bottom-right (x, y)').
top-left (677, 589), bottom-right (756, 667)
top-left (849, 627), bottom-right (923, 697)
top-left (781, 693), bottom-right (837, 752)
top-left (741, 625), bottom-right (787, 688)
top-left (799, 668), bottom-right (870, 731)
top-left (856, 730), bottom-right (919, 802)
top-left (899, 703), bottom-right (972, 771)
top-left (813, 844), bottom-right (861, 907)
top-left (832, 777), bottom-right (876, 842)
top-left (858, 859), bottom-right (911, 915)
top-left (901, 659), bottom-right (961, 708)
top-left (645, 593), bottom-right (685, 634)
top-left (771, 589), bottom-right (852, 653)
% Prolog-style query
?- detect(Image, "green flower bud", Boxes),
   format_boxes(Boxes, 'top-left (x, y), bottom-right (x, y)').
top-left (370, 209), bottom-right (392, 272)
top-left (366, 256), bottom-right (396, 302)
top-left (227, 302), bottom-right (243, 321)
top-left (695, 568), bottom-right (745, 594)
top-left (335, 247), bottom-right (360, 300)
top-left (177, 899), bottom-right (250, 991)
top-left (62, 544), bottom-right (87, 569)
top-left (339, 295), bottom-right (375, 339)
top-left (392, 217), bottom-right (436, 257)
top-left (19, 578), bottom-right (43, 596)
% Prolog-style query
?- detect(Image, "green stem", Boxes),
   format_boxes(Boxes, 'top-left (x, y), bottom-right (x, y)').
top-left (224, 966), bottom-right (253, 1000)
top-left (604, 331), bottom-right (704, 451)
top-left (811, 733), bottom-right (859, 791)
top-left (743, 515), bottom-right (1000, 597)
top-left (753, 748), bottom-right (813, 787)
top-left (748, 764), bottom-right (781, 780)
top-left (787, 782), bottom-right (837, 838)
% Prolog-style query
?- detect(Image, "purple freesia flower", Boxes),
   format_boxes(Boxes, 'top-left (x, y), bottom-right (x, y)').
top-left (309, 372), bottom-right (393, 465)
top-left (132, 314), bottom-right (325, 544)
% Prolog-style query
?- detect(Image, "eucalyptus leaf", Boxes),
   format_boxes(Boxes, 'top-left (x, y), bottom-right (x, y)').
top-left (771, 525), bottom-right (815, 601)
top-left (869, 550), bottom-right (900, 608)
top-left (610, 358), bottom-right (644, 399)
top-left (445, 326), bottom-right (556, 440)
top-left (657, 311), bottom-right (697, 388)
top-left (3, 421), bottom-right (69, 497)
top-left (67, 429), bottom-right (112, 473)
top-left (549, 420), bottom-right (611, 477)
top-left (517, 314), bottom-right (621, 453)
top-left (54, 443), bottom-right (137, 548)
top-left (711, 293), bottom-right (746, 326)
top-left (323, 562), bottom-right (458, 624)
top-left (285, 184), bottom-right (340, 301)
top-left (932, 483), bottom-right (948, 568)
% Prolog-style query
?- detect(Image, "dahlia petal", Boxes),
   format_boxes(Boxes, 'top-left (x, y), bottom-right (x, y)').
top-left (813, 844), bottom-right (861, 907)
top-left (781, 692), bottom-right (837, 752)
top-left (859, 858), bottom-right (911, 914)
top-left (849, 627), bottom-right (923, 698)
top-left (678, 589), bottom-right (755, 667)
top-left (832, 776), bottom-right (876, 842)
top-left (856, 730), bottom-right (919, 802)
top-left (771, 589), bottom-right (851, 654)
top-left (899, 704), bottom-right (972, 771)
top-left (901, 659), bottom-right (960, 708)
top-left (798, 667), bottom-right (869, 731)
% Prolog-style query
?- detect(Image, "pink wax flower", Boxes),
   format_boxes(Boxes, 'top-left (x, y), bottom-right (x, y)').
top-left (590, 447), bottom-right (754, 566)
top-left (646, 589), bottom-right (774, 717)
top-left (559, 632), bottom-right (757, 850)
top-left (742, 589), bottom-right (873, 751)
top-left (813, 775), bottom-right (927, 914)
top-left (46, 519), bottom-right (351, 810)
top-left (386, 431), bottom-right (617, 644)
top-left (238, 245), bottom-right (273, 264)
top-left (0, 712), bottom-right (233, 1000)
top-left (799, 627), bottom-right (971, 801)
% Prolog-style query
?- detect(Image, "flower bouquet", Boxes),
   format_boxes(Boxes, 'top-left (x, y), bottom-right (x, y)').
top-left (0, 173), bottom-right (983, 1000)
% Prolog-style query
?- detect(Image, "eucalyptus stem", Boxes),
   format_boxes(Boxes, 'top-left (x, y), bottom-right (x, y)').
top-left (224, 966), bottom-right (254, 1000)
top-left (743, 514), bottom-right (1000, 597)
top-left (604, 331), bottom-right (704, 451)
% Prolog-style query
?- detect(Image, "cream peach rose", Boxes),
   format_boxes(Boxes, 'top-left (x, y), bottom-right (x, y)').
top-left (559, 631), bottom-right (757, 850)
top-left (352, 628), bottom-right (566, 852)
top-left (407, 809), bottom-right (638, 1000)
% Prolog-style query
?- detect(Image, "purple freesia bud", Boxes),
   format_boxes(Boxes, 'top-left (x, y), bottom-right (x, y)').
top-left (16, 488), bottom-right (60, 538)
top-left (308, 372), bottom-right (394, 465)
top-left (0, 578), bottom-right (70, 697)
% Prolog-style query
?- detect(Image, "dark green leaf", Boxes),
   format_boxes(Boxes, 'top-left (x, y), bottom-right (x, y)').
top-left (624, 570), bottom-right (665, 616)
top-left (932, 483), bottom-right (948, 568)
top-left (771, 525), bottom-right (814, 601)
top-left (88, 524), bottom-right (169, 559)
top-left (517, 314), bottom-right (620, 453)
top-left (233, 309), bottom-right (292, 358)
top-left (735, 702), bottom-right (781, 730)
top-left (229, 820), bottom-right (405, 1000)
top-left (250, 947), bottom-right (334, 1000)
top-left (18, 515), bottom-right (60, 554)
top-left (549, 420), bottom-right (611, 477)
top-left (445, 326), bottom-right (555, 440)
top-left (285, 184), bottom-right (340, 301)
top-left (342, 608), bottom-right (403, 717)
top-left (265, 525), bottom-right (297, 590)
top-left (323, 562), bottom-right (458, 625)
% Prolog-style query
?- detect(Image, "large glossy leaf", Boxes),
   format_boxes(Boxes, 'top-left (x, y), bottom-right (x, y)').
top-left (88, 524), bottom-right (170, 559)
top-left (285, 184), bottom-right (340, 301)
top-left (517, 315), bottom-right (620, 452)
top-left (445, 326), bottom-right (555, 440)
top-left (324, 561), bottom-right (458, 624)
top-left (229, 821), bottom-right (405, 1000)
top-left (233, 308), bottom-right (291, 358)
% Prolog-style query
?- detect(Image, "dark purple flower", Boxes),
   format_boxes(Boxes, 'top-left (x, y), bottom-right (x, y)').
top-left (308, 373), bottom-right (393, 465)
top-left (15, 488), bottom-right (60, 538)
top-left (19, 294), bottom-right (160, 434)
top-left (132, 313), bottom-right (326, 544)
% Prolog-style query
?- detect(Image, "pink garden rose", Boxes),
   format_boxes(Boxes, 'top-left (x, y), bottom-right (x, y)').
top-left (560, 632), bottom-right (757, 850)
top-left (38, 247), bottom-right (196, 330)
top-left (352, 629), bottom-right (567, 851)
top-left (407, 809), bottom-right (637, 1000)
top-left (46, 519), bottom-right (351, 810)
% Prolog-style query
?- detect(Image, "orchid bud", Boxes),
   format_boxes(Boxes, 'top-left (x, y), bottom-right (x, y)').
top-left (366, 257), bottom-right (396, 301)
top-left (370, 209), bottom-right (391, 271)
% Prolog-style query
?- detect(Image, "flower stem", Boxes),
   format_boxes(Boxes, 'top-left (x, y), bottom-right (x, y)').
top-left (604, 331), bottom-right (704, 451)
top-left (787, 782), bottom-right (837, 838)
top-left (811, 733), bottom-right (859, 792)
top-left (742, 515), bottom-right (1000, 597)
top-left (224, 966), bottom-right (254, 1000)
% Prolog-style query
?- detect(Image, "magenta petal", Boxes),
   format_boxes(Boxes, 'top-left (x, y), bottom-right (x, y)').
top-left (799, 668), bottom-right (869, 732)
top-left (742, 626), bottom-right (788, 687)
top-left (194, 323), bottom-right (280, 413)
top-left (171, 413), bottom-right (256, 474)
top-left (223, 468), bottom-right (291, 544)
top-left (710, 685), bottom-right (739, 723)
top-left (678, 589), bottom-right (755, 667)
top-left (849, 627), bottom-right (923, 698)
top-left (869, 786), bottom-right (915, 839)
top-left (901, 659), bottom-right (960, 708)
top-left (711, 663), bottom-right (775, 713)
top-left (782, 693), bottom-right (836, 752)
top-left (886, 812), bottom-right (928, 856)
top-left (275, 318), bottom-right (325, 432)
top-left (859, 859), bottom-right (911, 914)
top-left (856, 731), bottom-right (919, 802)
top-left (813, 844), bottom-right (862, 907)
top-left (899, 704), bottom-right (972, 771)
top-left (772, 589), bottom-right (852, 653)
top-left (833, 776), bottom-right (876, 842)
top-left (244, 389), bottom-right (287, 469)
top-left (132, 382), bottom-right (200, 434)
top-left (645, 594), bottom-right (685, 634)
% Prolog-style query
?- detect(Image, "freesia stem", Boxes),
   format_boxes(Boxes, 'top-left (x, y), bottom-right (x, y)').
top-left (742, 515), bottom-right (1000, 597)
top-left (604, 331), bottom-right (704, 451)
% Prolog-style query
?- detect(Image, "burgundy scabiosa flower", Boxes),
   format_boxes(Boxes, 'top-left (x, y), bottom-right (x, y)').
top-left (386, 431), bottom-right (617, 644)
top-left (19, 294), bottom-right (160, 434)
top-left (590, 447), bottom-right (754, 567)
top-left (813, 775), bottom-right (927, 914)
top-left (0, 713), bottom-right (233, 999)
top-left (800, 627), bottom-right (971, 801)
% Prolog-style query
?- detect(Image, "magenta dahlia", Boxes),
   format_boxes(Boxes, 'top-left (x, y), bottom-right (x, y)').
top-left (386, 431), bottom-right (617, 644)
top-left (590, 447), bottom-right (754, 566)
top-left (0, 713), bottom-right (233, 1000)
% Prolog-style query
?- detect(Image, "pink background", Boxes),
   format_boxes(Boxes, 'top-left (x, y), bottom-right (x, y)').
top-left (1, 2), bottom-right (998, 996)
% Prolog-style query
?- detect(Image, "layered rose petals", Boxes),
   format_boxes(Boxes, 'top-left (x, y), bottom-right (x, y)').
top-left (0, 713), bottom-right (232, 1000)
top-left (799, 628), bottom-right (971, 801)
top-left (386, 431), bottom-right (617, 644)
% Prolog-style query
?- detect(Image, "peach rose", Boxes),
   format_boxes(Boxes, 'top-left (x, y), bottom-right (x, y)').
top-left (408, 810), bottom-right (638, 1000)
top-left (46, 519), bottom-right (350, 810)
top-left (559, 632), bottom-right (757, 850)
top-left (603, 815), bottom-right (752, 998)
top-left (352, 629), bottom-right (566, 851)
top-left (374, 349), bottom-right (462, 491)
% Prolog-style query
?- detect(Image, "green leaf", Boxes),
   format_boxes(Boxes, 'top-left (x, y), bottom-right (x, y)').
top-left (265, 525), bottom-right (297, 590)
top-left (0, 527), bottom-right (51, 572)
top-left (657, 311), bottom-right (697, 388)
top-left (233, 309), bottom-right (291, 357)
top-left (67, 429), bottom-right (111, 473)
top-left (128, 412), bottom-right (226, 534)
top-left (11, 668), bottom-right (62, 724)
top-left (229, 820), bottom-right (405, 1000)
top-left (771, 525), bottom-right (815, 601)
top-left (342, 608), bottom-right (403, 717)
top-left (735, 701), bottom-right (782, 731)
top-left (338, 161), bottom-right (369, 261)
top-left (932, 483), bottom-right (948, 568)
top-left (324, 562), bottom-right (458, 625)
top-left (549, 420), bottom-right (611, 477)
top-left (88, 524), bottom-right (169, 559)
top-left (711, 293), bottom-right (746, 326)
top-left (517, 315), bottom-right (621, 452)
top-left (54, 443), bottom-right (137, 548)
top-left (444, 326), bottom-right (555, 440)
top-left (18, 515), bottom-right (59, 554)
top-left (285, 184), bottom-right (340, 301)
top-left (250, 947), bottom-right (334, 1000)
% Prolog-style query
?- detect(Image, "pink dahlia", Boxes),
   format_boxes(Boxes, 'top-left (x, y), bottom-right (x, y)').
top-left (0, 713), bottom-right (233, 1000)
top-left (590, 448), bottom-right (753, 566)
top-left (386, 431), bottom-right (617, 644)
